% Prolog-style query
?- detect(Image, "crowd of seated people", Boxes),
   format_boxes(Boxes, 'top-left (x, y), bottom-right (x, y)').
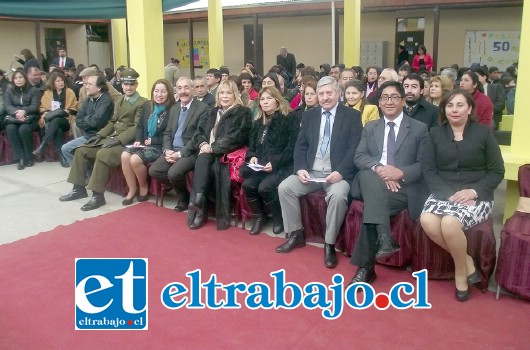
top-left (2, 44), bottom-right (512, 301)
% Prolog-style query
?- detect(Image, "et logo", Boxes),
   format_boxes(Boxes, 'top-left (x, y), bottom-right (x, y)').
top-left (75, 258), bottom-right (148, 330)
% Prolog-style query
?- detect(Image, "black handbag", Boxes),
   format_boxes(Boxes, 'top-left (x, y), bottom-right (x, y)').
top-left (4, 115), bottom-right (34, 124)
top-left (44, 108), bottom-right (68, 122)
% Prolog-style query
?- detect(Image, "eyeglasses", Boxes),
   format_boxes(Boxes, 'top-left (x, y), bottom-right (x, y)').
top-left (379, 95), bottom-right (402, 103)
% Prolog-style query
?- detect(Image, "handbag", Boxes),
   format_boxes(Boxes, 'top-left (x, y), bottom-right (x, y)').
top-left (220, 146), bottom-right (247, 183)
top-left (5, 115), bottom-right (33, 124)
top-left (44, 108), bottom-right (68, 122)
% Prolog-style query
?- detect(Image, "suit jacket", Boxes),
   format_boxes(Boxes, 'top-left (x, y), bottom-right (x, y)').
top-left (404, 97), bottom-right (439, 130)
top-left (294, 103), bottom-right (362, 182)
top-left (354, 115), bottom-right (429, 219)
top-left (197, 93), bottom-right (215, 109)
top-left (485, 82), bottom-right (506, 117)
top-left (162, 98), bottom-right (210, 158)
top-left (423, 122), bottom-right (504, 202)
top-left (52, 56), bottom-right (76, 70)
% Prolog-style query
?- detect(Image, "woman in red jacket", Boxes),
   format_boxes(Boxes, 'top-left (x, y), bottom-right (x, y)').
top-left (459, 71), bottom-right (493, 129)
top-left (412, 44), bottom-right (434, 73)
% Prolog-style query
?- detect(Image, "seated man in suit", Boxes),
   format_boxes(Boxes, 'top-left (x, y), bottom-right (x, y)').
top-left (149, 77), bottom-right (210, 212)
top-left (52, 47), bottom-right (76, 70)
top-left (349, 80), bottom-right (428, 285)
top-left (276, 76), bottom-right (363, 268)
top-left (59, 68), bottom-right (148, 211)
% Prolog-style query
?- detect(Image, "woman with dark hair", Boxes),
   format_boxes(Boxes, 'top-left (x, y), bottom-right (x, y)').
top-left (3, 70), bottom-right (41, 169)
top-left (420, 88), bottom-right (504, 301)
top-left (240, 72), bottom-right (258, 101)
top-left (187, 80), bottom-right (253, 230)
top-left (121, 79), bottom-right (175, 205)
top-left (364, 66), bottom-right (379, 99)
top-left (344, 79), bottom-right (379, 126)
top-left (241, 86), bottom-right (298, 235)
top-left (33, 71), bottom-right (78, 167)
top-left (459, 70), bottom-right (493, 128)
top-left (289, 76), bottom-right (318, 122)
top-left (412, 44), bottom-right (434, 73)
top-left (16, 49), bottom-right (40, 72)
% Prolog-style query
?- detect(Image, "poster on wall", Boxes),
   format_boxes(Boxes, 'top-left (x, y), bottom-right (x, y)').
top-left (176, 39), bottom-right (209, 69)
top-left (463, 31), bottom-right (520, 71)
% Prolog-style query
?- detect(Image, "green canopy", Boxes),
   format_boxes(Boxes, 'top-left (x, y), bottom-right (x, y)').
top-left (0, 0), bottom-right (197, 19)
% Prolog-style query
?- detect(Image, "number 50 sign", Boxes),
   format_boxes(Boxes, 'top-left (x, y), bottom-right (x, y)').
top-left (464, 31), bottom-right (520, 71)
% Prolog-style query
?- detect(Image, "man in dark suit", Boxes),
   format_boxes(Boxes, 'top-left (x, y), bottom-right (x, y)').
top-left (276, 76), bottom-right (363, 268)
top-left (276, 47), bottom-right (297, 82)
top-left (149, 77), bottom-right (210, 212)
top-left (349, 80), bottom-right (428, 285)
top-left (52, 47), bottom-right (76, 70)
top-left (475, 67), bottom-right (505, 130)
top-left (193, 76), bottom-right (215, 108)
top-left (403, 73), bottom-right (439, 130)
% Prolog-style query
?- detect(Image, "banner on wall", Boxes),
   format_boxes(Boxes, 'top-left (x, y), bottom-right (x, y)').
top-left (463, 31), bottom-right (520, 71)
top-left (176, 39), bottom-right (210, 69)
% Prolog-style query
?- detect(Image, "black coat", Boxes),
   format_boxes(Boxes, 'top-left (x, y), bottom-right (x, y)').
top-left (4, 85), bottom-right (41, 123)
top-left (245, 110), bottom-right (300, 178)
top-left (134, 103), bottom-right (170, 151)
top-left (194, 105), bottom-right (253, 228)
top-left (423, 121), bottom-right (504, 202)
top-left (404, 97), bottom-right (439, 130)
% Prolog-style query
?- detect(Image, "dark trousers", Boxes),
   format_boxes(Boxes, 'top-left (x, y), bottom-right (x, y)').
top-left (350, 169), bottom-right (408, 268)
top-left (5, 123), bottom-right (37, 161)
top-left (41, 117), bottom-right (70, 150)
top-left (241, 166), bottom-right (281, 203)
top-left (149, 154), bottom-right (196, 201)
top-left (191, 153), bottom-right (216, 196)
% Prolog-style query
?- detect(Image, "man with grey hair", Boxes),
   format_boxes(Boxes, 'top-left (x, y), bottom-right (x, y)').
top-left (440, 68), bottom-right (457, 88)
top-left (275, 76), bottom-right (363, 268)
top-left (276, 47), bottom-right (297, 82)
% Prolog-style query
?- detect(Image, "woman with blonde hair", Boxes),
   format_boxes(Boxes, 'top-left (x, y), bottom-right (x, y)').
top-left (33, 71), bottom-right (78, 167)
top-left (187, 80), bottom-right (253, 230)
top-left (242, 86), bottom-right (299, 235)
top-left (428, 75), bottom-right (452, 106)
top-left (344, 79), bottom-right (379, 126)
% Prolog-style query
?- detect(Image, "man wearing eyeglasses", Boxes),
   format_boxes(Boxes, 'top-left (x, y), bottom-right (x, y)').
top-left (348, 80), bottom-right (428, 286)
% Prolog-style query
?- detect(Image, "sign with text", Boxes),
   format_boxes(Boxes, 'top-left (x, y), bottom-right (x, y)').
top-left (464, 31), bottom-right (520, 71)
top-left (176, 39), bottom-right (210, 69)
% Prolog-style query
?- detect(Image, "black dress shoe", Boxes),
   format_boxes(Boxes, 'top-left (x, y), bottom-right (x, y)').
top-left (189, 212), bottom-right (206, 230)
top-left (276, 229), bottom-right (305, 253)
top-left (17, 159), bottom-right (25, 170)
top-left (81, 194), bottom-right (106, 211)
top-left (26, 159), bottom-right (34, 167)
top-left (59, 186), bottom-right (88, 201)
top-left (349, 267), bottom-right (377, 286)
top-left (467, 269), bottom-right (481, 286)
top-left (455, 288), bottom-right (470, 302)
top-left (174, 201), bottom-right (188, 212)
top-left (375, 232), bottom-right (400, 259)
top-left (137, 193), bottom-right (149, 202)
top-left (324, 243), bottom-right (338, 268)
top-left (272, 223), bottom-right (284, 235)
top-left (122, 197), bottom-right (134, 206)
top-left (249, 216), bottom-right (267, 235)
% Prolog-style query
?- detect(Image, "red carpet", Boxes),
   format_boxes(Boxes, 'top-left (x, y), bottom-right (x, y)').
top-left (0, 203), bottom-right (528, 349)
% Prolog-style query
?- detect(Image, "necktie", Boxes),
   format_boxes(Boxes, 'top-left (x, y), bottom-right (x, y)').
top-left (60, 58), bottom-right (64, 68)
top-left (387, 121), bottom-right (396, 166)
top-left (320, 111), bottom-right (331, 157)
top-left (182, 106), bottom-right (188, 112)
